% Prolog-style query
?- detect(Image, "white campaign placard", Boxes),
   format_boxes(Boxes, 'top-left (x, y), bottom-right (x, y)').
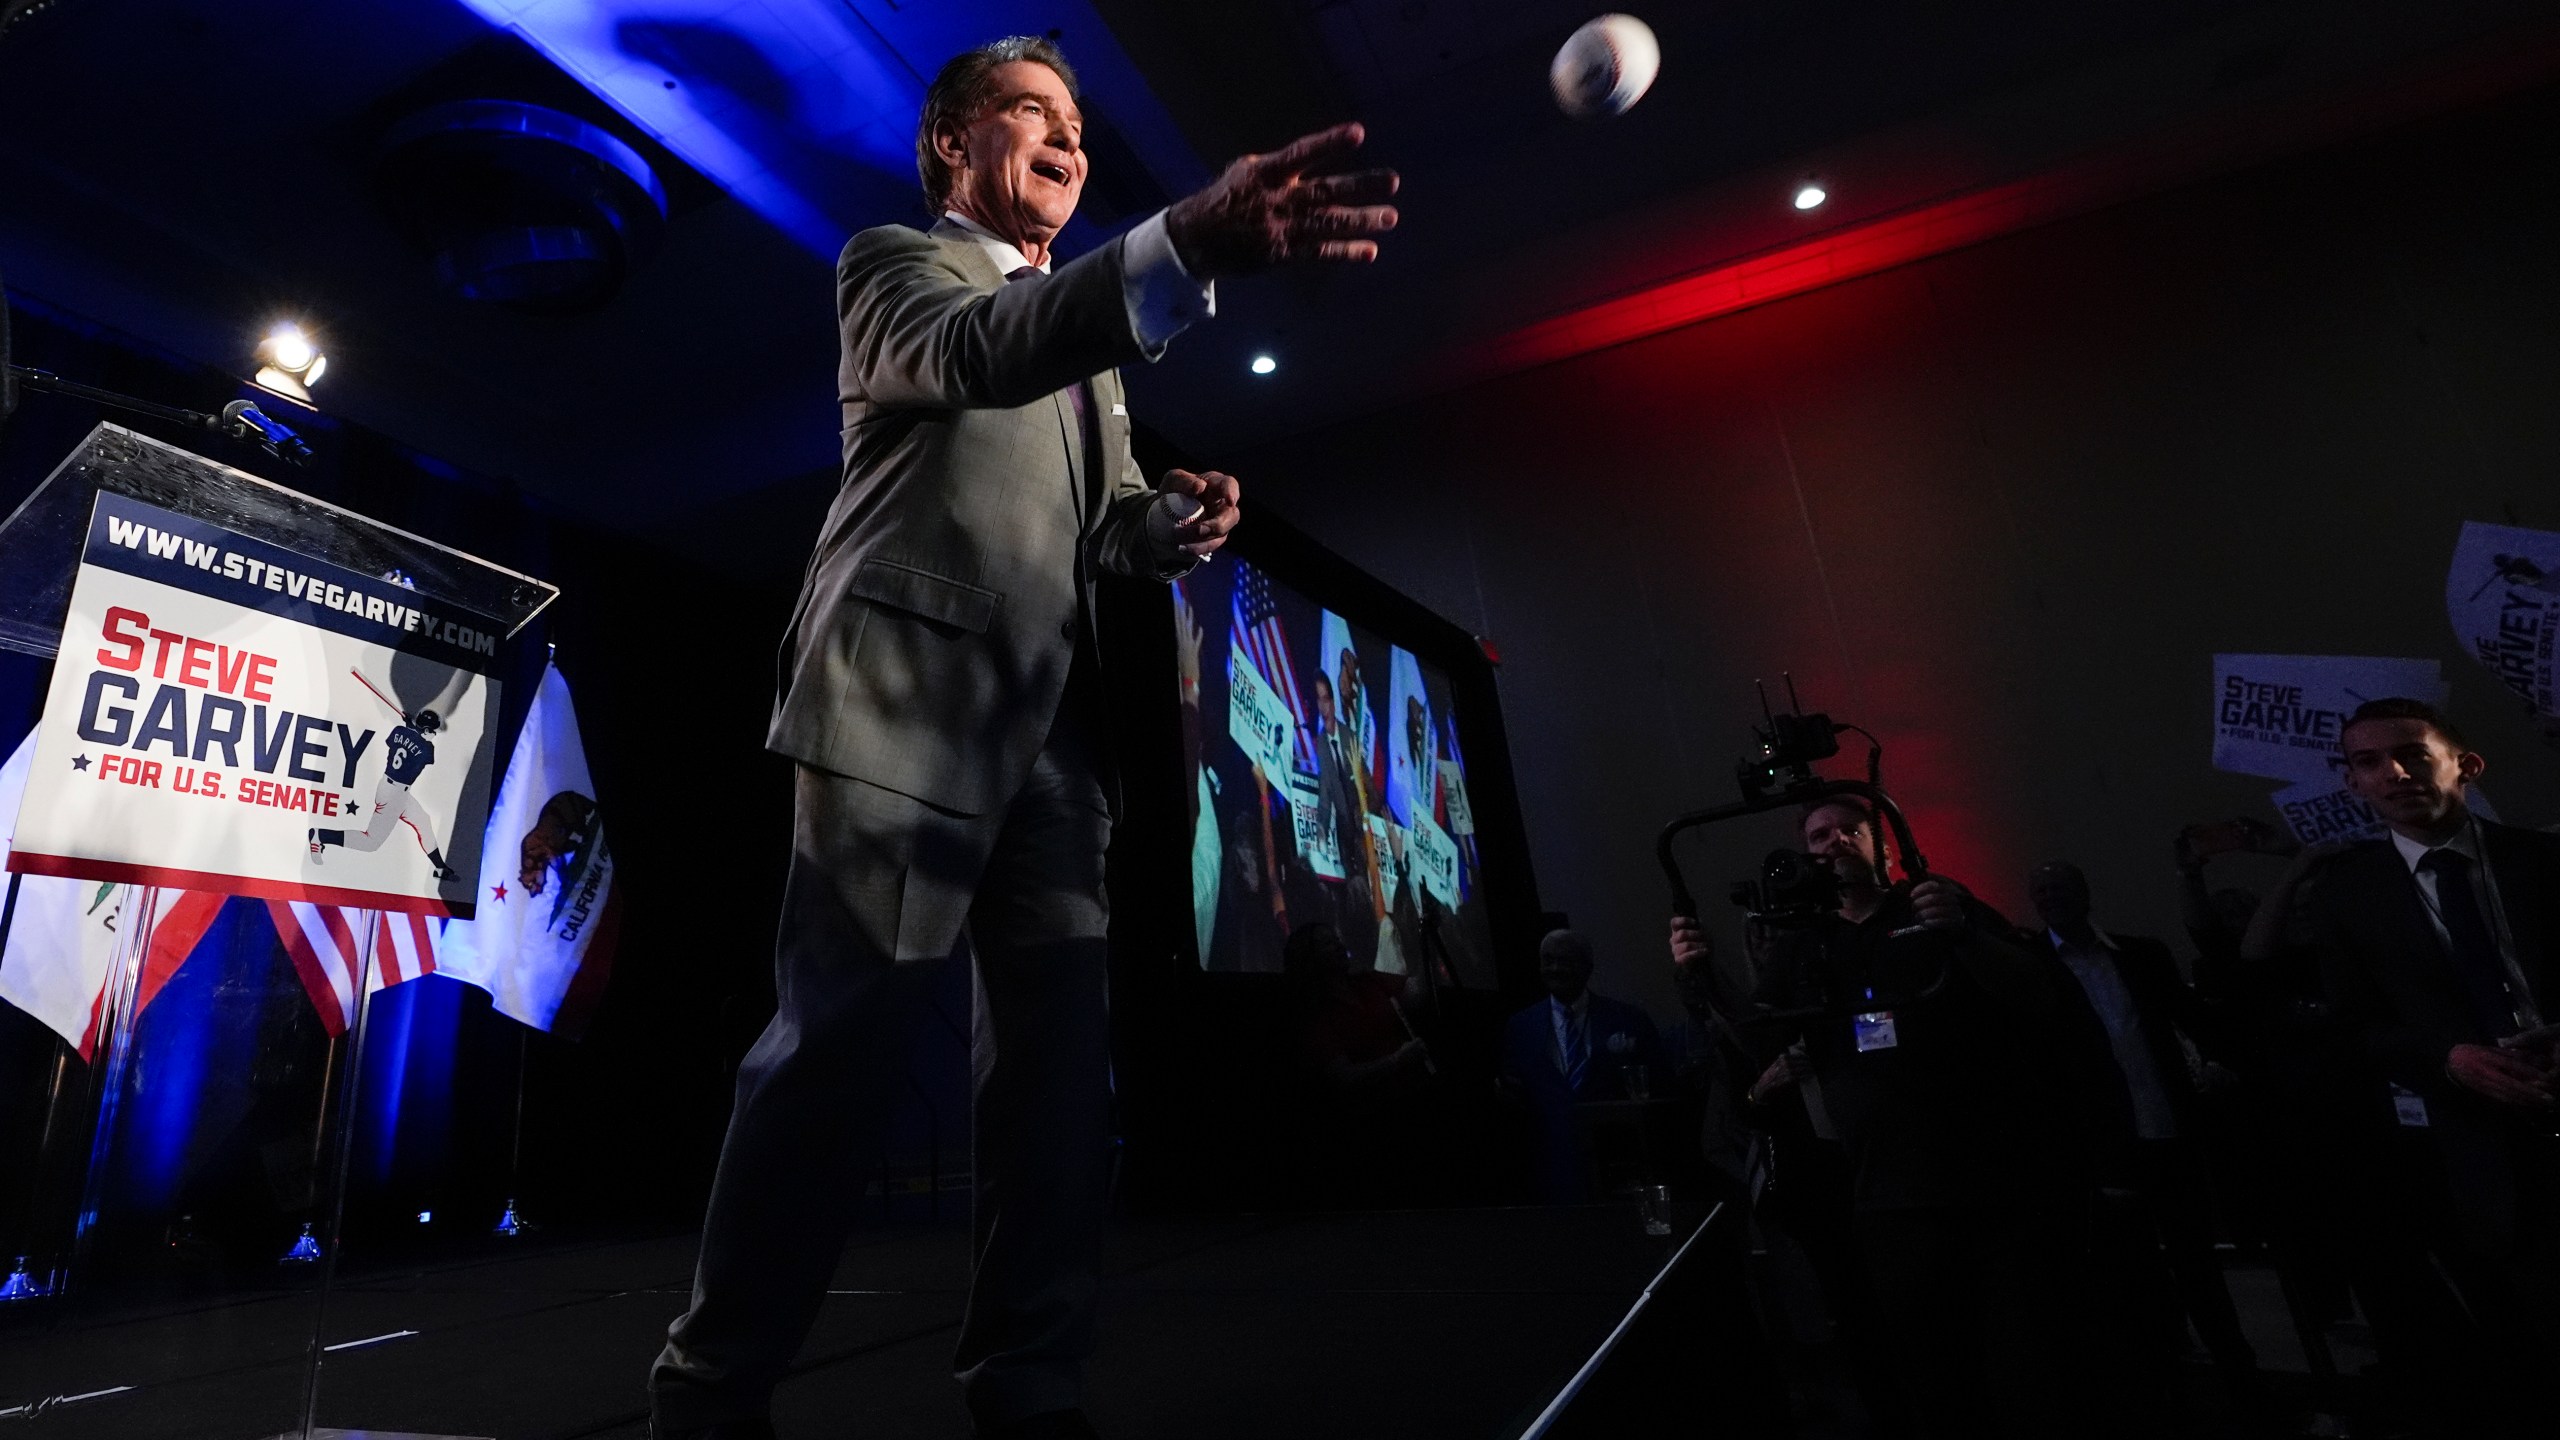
top-left (1226, 647), bottom-right (1298, 783)
top-left (1405, 810), bottom-right (1461, 911)
top-left (1438, 758), bottom-right (1474, 836)
top-left (2446, 521), bottom-right (2560, 721)
top-left (2273, 776), bottom-right (2497, 848)
top-left (2210, 654), bottom-right (2444, 783)
top-left (2270, 777), bottom-right (2388, 847)
top-left (1286, 770), bottom-right (1346, 879)
top-left (6, 492), bottom-right (501, 917)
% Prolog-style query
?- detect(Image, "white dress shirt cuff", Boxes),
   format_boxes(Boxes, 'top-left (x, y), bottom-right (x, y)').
top-left (1123, 210), bottom-right (1214, 359)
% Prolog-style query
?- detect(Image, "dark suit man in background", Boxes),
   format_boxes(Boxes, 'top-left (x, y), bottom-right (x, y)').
top-left (648, 36), bottom-right (1398, 1440)
top-left (2027, 860), bottom-right (2259, 1410)
top-left (2313, 698), bottom-right (2559, 1434)
top-left (1500, 929), bottom-right (1670, 1199)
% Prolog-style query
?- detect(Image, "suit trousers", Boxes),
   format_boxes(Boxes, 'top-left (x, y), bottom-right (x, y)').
top-left (652, 690), bottom-right (1115, 1432)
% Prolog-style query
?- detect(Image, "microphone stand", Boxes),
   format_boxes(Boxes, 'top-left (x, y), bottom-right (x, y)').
top-left (5, 364), bottom-right (314, 466)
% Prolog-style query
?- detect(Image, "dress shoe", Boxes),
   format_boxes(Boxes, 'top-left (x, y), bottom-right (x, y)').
top-left (978, 1409), bottom-right (1101, 1440)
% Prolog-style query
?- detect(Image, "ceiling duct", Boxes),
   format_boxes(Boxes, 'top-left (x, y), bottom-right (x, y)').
top-left (375, 100), bottom-right (668, 315)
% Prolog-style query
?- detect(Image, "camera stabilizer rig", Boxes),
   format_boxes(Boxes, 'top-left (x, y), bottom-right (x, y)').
top-left (1657, 678), bottom-right (1950, 1024)
top-left (1659, 677), bottom-right (1928, 912)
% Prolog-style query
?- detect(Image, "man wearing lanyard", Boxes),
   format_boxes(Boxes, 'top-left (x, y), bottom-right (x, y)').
top-left (2317, 698), bottom-right (2559, 1432)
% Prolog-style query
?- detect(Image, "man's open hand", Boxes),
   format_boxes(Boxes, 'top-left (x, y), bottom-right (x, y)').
top-left (1166, 122), bottom-right (1399, 279)
top-left (1160, 469), bottom-right (1240, 556)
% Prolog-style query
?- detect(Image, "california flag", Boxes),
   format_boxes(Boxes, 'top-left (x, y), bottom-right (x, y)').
top-left (435, 663), bottom-right (617, 1035)
top-left (2, 732), bottom-right (131, 1057)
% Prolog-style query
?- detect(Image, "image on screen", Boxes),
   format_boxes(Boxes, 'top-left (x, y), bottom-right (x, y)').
top-left (1175, 558), bottom-right (1496, 985)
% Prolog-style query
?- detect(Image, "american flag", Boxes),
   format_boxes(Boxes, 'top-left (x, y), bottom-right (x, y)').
top-left (1231, 565), bottom-right (1320, 773)
top-left (267, 901), bottom-right (440, 1036)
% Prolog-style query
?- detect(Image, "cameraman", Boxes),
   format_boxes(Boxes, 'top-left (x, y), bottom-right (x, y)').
top-left (1672, 795), bottom-right (2128, 1439)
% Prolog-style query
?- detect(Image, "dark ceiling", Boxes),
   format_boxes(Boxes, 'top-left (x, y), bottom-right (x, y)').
top-left (4, 0), bottom-right (2558, 564)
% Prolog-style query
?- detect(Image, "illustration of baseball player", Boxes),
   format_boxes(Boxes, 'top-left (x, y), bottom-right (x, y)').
top-left (307, 666), bottom-right (461, 882)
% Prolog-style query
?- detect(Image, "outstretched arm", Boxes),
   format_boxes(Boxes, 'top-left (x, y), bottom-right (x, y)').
top-left (836, 227), bottom-right (1144, 412)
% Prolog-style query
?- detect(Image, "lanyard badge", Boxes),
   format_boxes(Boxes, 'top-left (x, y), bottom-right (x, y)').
top-left (1853, 1010), bottom-right (1899, 1052)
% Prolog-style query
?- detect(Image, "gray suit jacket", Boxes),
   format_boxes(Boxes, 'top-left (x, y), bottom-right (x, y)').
top-left (769, 220), bottom-right (1185, 814)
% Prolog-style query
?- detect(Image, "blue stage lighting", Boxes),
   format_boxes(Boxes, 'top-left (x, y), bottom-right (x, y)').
top-left (448, 1), bottom-right (1205, 257)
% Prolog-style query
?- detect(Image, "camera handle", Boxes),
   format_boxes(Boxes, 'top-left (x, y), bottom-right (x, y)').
top-left (1656, 776), bottom-right (1927, 919)
top-left (1658, 777), bottom-right (1946, 1030)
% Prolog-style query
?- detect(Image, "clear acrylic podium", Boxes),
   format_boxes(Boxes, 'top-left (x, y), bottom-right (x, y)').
top-left (0, 425), bottom-right (556, 1439)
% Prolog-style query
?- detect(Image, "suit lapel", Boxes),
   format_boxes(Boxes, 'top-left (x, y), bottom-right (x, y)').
top-left (1088, 369), bottom-right (1122, 516)
top-left (1053, 391), bottom-right (1088, 529)
top-left (928, 222), bottom-right (1089, 529)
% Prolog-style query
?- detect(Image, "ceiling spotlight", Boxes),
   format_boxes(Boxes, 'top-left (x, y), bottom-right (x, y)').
top-left (266, 324), bottom-right (314, 371)
top-left (1250, 354), bottom-right (1277, 376)
top-left (255, 322), bottom-right (328, 402)
top-left (1792, 181), bottom-right (1827, 211)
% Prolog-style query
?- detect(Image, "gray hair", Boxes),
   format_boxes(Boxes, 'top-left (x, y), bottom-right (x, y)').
top-left (915, 35), bottom-right (1080, 214)
top-left (1538, 929), bottom-right (1594, 968)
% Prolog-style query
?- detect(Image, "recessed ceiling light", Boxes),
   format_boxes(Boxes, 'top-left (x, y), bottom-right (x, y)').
top-left (1792, 182), bottom-right (1827, 211)
top-left (1250, 354), bottom-right (1277, 376)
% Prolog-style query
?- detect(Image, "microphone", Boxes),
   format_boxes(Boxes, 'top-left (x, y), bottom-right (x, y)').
top-left (221, 399), bottom-right (314, 466)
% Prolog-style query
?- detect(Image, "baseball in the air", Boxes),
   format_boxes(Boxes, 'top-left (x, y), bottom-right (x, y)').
top-left (1551, 14), bottom-right (1660, 120)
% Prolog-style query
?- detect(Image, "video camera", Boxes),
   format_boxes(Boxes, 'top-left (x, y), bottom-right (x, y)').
top-left (1728, 847), bottom-right (1841, 927)
top-left (1655, 678), bottom-right (1945, 1022)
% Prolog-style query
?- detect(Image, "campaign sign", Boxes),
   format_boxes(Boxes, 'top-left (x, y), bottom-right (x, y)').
top-left (1438, 759), bottom-right (1475, 837)
top-left (6, 493), bottom-right (501, 917)
top-left (2272, 776), bottom-right (2497, 848)
top-left (2270, 778), bottom-right (2387, 847)
top-left (1226, 648), bottom-right (1298, 783)
top-left (1405, 811), bottom-right (1461, 911)
top-left (2446, 521), bottom-right (2560, 721)
top-left (1286, 771), bottom-right (1347, 880)
top-left (2210, 654), bottom-right (2443, 783)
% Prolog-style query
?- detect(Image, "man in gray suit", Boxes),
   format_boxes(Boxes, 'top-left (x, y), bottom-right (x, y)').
top-left (649, 35), bottom-right (1399, 1440)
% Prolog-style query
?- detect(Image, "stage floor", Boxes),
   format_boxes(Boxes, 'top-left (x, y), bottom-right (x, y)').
top-left (2, 1204), bottom-right (1700, 1440)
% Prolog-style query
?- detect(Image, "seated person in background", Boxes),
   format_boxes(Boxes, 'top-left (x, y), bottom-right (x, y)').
top-left (2313, 698), bottom-right (2560, 1434)
top-left (1741, 795), bottom-right (2126, 1439)
top-left (2026, 860), bottom-right (2259, 1403)
top-left (1499, 929), bottom-right (1669, 1200)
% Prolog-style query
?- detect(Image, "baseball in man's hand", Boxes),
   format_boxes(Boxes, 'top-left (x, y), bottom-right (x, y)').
top-left (1158, 469), bottom-right (1241, 557)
